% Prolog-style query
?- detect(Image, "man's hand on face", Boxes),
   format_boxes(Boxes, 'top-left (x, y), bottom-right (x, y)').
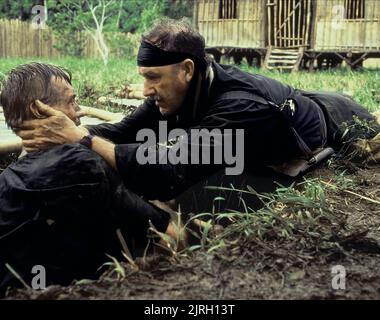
top-left (17, 100), bottom-right (88, 152)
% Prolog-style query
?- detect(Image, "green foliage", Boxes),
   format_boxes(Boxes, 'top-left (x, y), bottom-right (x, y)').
top-left (1, 57), bottom-right (379, 114)
top-left (164, 0), bottom-right (194, 20)
top-left (139, 0), bottom-right (167, 32)
top-left (340, 115), bottom-right (378, 141)
top-left (0, 0), bottom-right (194, 31)
top-left (45, 0), bottom-right (88, 57)
top-left (0, 0), bottom-right (194, 58)
top-left (105, 32), bottom-right (140, 59)
top-left (201, 175), bottom-right (352, 252)
top-left (240, 64), bottom-right (380, 112)
top-left (193, 170), bottom-right (364, 262)
top-left (53, 31), bottom-right (87, 57)
top-left (0, 0), bottom-right (39, 20)
top-left (135, 0), bottom-right (193, 32)
top-left (106, 0), bottom-right (193, 33)
top-left (1, 57), bottom-right (379, 113)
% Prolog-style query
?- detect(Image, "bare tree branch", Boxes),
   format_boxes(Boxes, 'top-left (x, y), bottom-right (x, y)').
top-left (116, 0), bottom-right (123, 28)
top-left (86, 0), bottom-right (101, 32)
top-left (80, 0), bottom-right (112, 65)
top-left (104, 0), bottom-right (115, 9)
top-left (100, 0), bottom-right (106, 30)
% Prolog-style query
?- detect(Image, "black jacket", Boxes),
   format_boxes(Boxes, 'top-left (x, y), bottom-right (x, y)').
top-left (0, 144), bottom-right (170, 292)
top-left (88, 62), bottom-right (378, 200)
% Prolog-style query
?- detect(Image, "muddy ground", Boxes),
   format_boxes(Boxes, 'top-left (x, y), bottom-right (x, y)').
top-left (2, 158), bottom-right (380, 300)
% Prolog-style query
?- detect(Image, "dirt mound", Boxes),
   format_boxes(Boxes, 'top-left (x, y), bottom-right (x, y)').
top-left (4, 161), bottom-right (380, 300)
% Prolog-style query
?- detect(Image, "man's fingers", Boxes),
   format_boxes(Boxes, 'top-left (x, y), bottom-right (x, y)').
top-left (22, 137), bottom-right (51, 151)
top-left (22, 140), bottom-right (40, 152)
top-left (18, 118), bottom-right (51, 130)
top-left (17, 129), bottom-right (36, 139)
top-left (24, 147), bottom-right (38, 152)
top-left (35, 99), bottom-right (61, 117)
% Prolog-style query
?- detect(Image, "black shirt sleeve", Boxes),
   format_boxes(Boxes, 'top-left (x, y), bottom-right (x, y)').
top-left (86, 99), bottom-right (162, 144)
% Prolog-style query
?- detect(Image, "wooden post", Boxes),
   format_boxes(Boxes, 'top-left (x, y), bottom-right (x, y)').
top-left (361, 0), bottom-right (365, 18)
top-left (278, 0), bottom-right (282, 47)
top-left (267, 0), bottom-right (272, 46)
top-left (291, 0), bottom-right (297, 47)
top-left (301, 0), bottom-right (306, 48)
top-left (308, 52), bottom-right (315, 72)
top-left (285, 0), bottom-right (289, 47)
top-left (209, 0), bottom-right (213, 45)
top-left (309, 0), bottom-right (317, 50)
top-left (247, 0), bottom-right (251, 47)
top-left (260, 49), bottom-right (266, 67)
top-left (274, 0), bottom-right (278, 47)
top-left (193, 0), bottom-right (199, 28)
top-left (297, 0), bottom-right (301, 47)
top-left (288, 0), bottom-right (292, 48)
top-left (356, 0), bottom-right (359, 18)
top-left (305, 0), bottom-right (312, 47)
top-left (264, 45), bottom-right (273, 69)
top-left (347, 51), bottom-right (353, 70)
top-left (200, 0), bottom-right (205, 43)
top-left (261, 0), bottom-right (266, 48)
top-left (301, 0), bottom-right (304, 48)
top-left (344, 0), bottom-right (347, 19)
top-left (245, 0), bottom-right (249, 47)
top-left (292, 46), bottom-right (304, 72)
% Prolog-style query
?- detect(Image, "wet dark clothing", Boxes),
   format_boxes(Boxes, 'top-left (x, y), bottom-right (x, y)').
top-left (88, 61), bottom-right (379, 201)
top-left (0, 144), bottom-right (170, 294)
top-left (299, 90), bottom-right (380, 146)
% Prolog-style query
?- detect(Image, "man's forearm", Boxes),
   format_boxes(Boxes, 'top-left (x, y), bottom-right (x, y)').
top-left (91, 136), bottom-right (117, 170)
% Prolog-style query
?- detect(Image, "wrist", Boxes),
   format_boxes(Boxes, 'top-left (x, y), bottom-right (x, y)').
top-left (79, 134), bottom-right (94, 149)
top-left (73, 126), bottom-right (90, 143)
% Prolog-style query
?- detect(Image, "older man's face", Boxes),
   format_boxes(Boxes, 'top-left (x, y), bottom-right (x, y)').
top-left (50, 77), bottom-right (81, 126)
top-left (139, 62), bottom-right (191, 116)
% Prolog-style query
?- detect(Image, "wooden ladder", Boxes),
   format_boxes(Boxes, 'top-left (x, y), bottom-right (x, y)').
top-left (264, 47), bottom-right (304, 72)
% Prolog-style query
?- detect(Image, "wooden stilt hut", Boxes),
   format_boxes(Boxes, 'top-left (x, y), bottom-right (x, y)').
top-left (193, 0), bottom-right (380, 71)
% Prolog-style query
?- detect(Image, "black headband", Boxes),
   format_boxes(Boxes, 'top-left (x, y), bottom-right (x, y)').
top-left (137, 40), bottom-right (200, 67)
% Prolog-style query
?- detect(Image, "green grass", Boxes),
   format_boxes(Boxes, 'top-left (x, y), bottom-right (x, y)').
top-left (240, 64), bottom-right (380, 112)
top-left (0, 57), bottom-right (140, 105)
top-left (0, 57), bottom-right (379, 111)
top-left (184, 173), bottom-right (353, 261)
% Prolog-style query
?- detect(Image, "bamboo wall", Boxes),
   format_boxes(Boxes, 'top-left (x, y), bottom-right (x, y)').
top-left (268, 0), bottom-right (313, 48)
top-left (195, 0), bottom-right (265, 48)
top-left (314, 0), bottom-right (380, 50)
top-left (0, 19), bottom-right (101, 58)
top-left (194, 0), bottom-right (380, 52)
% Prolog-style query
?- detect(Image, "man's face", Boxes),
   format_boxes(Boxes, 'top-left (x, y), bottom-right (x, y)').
top-left (50, 77), bottom-right (81, 126)
top-left (139, 62), bottom-right (191, 116)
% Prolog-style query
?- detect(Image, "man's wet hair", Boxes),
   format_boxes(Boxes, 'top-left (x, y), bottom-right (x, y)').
top-left (0, 62), bottom-right (72, 130)
top-left (142, 17), bottom-right (209, 69)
